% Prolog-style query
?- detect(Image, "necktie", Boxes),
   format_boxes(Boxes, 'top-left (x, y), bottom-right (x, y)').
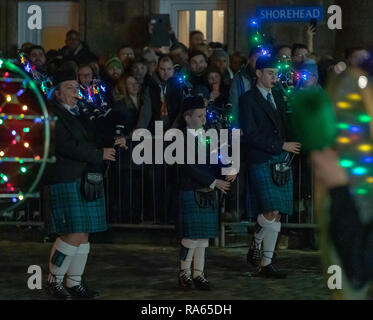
top-left (70, 106), bottom-right (80, 115)
top-left (266, 92), bottom-right (276, 110)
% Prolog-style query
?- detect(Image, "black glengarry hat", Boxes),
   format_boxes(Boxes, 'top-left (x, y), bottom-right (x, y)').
top-left (53, 69), bottom-right (77, 87)
top-left (182, 96), bottom-right (206, 113)
top-left (255, 55), bottom-right (279, 70)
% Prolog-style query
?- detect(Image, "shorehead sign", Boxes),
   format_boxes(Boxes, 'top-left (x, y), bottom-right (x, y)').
top-left (256, 6), bottom-right (323, 22)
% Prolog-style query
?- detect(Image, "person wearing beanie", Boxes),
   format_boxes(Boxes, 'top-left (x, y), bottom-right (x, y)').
top-left (104, 57), bottom-right (124, 83)
top-left (239, 55), bottom-right (301, 278)
top-left (177, 96), bottom-right (234, 290)
top-left (42, 70), bottom-right (127, 299)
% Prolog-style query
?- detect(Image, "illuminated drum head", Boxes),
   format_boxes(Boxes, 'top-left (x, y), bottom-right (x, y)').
top-left (0, 59), bottom-right (53, 214)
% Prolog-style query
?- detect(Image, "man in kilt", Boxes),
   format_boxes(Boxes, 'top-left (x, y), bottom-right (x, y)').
top-left (239, 56), bottom-right (301, 278)
top-left (43, 70), bottom-right (126, 299)
top-left (177, 96), bottom-right (235, 290)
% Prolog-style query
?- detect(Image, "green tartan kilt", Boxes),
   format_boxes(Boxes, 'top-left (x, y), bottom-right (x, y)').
top-left (179, 190), bottom-right (219, 239)
top-left (48, 178), bottom-right (107, 235)
top-left (247, 152), bottom-right (293, 217)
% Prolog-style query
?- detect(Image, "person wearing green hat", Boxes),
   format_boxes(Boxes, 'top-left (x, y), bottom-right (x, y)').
top-left (42, 69), bottom-right (127, 299)
top-left (104, 57), bottom-right (124, 84)
top-left (239, 55), bottom-right (301, 278)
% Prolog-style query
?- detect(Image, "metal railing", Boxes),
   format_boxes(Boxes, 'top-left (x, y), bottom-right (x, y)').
top-left (0, 142), bottom-right (316, 246)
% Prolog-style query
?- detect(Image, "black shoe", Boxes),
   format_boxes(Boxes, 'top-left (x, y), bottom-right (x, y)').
top-left (258, 264), bottom-right (287, 279)
top-left (178, 270), bottom-right (193, 288)
top-left (46, 281), bottom-right (72, 300)
top-left (246, 239), bottom-right (262, 267)
top-left (66, 282), bottom-right (99, 299)
top-left (193, 273), bottom-right (211, 291)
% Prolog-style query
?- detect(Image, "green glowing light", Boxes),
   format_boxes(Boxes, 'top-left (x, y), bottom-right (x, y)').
top-left (340, 159), bottom-right (354, 168)
top-left (337, 123), bottom-right (349, 130)
top-left (358, 114), bottom-right (371, 123)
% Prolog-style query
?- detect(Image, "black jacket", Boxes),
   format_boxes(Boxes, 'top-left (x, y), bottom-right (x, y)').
top-left (178, 129), bottom-right (216, 191)
top-left (239, 86), bottom-right (290, 164)
top-left (147, 75), bottom-right (184, 133)
top-left (43, 99), bottom-right (104, 184)
top-left (59, 42), bottom-right (97, 64)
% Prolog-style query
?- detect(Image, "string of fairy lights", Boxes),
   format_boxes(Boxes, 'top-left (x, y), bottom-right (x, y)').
top-left (249, 18), bottom-right (312, 96)
top-left (334, 82), bottom-right (373, 196)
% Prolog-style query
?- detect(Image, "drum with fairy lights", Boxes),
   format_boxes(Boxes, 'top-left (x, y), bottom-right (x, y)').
top-left (325, 67), bottom-right (373, 300)
top-left (0, 59), bottom-right (55, 214)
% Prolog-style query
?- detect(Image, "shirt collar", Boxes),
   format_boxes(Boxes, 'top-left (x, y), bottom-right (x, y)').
top-left (256, 85), bottom-right (272, 99)
top-left (62, 103), bottom-right (79, 115)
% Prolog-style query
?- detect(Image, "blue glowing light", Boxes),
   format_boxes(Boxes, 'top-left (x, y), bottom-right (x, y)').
top-left (350, 126), bottom-right (361, 133)
top-left (16, 89), bottom-right (24, 96)
top-left (362, 156), bottom-right (373, 163)
top-left (250, 19), bottom-right (258, 26)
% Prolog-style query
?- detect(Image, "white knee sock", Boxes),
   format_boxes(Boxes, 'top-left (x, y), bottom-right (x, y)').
top-left (48, 238), bottom-right (79, 283)
top-left (66, 243), bottom-right (90, 288)
top-left (193, 239), bottom-right (209, 278)
top-left (180, 239), bottom-right (198, 275)
top-left (262, 221), bottom-right (281, 267)
top-left (254, 214), bottom-right (275, 246)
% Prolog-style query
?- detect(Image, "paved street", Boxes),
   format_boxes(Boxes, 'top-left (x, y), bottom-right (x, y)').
top-left (0, 240), bottom-right (331, 300)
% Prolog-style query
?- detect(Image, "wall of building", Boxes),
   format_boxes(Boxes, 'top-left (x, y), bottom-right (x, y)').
top-left (0, 0), bottom-right (372, 59)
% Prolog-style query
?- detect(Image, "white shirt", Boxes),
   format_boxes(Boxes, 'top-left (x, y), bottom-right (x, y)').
top-left (257, 85), bottom-right (277, 110)
top-left (62, 103), bottom-right (79, 115)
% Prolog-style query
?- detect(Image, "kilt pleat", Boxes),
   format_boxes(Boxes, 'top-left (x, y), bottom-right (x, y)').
top-left (179, 191), bottom-right (218, 239)
top-left (247, 152), bottom-right (293, 217)
top-left (49, 178), bottom-right (107, 235)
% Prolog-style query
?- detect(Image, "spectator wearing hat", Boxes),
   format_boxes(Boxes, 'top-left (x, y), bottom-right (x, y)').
top-left (104, 57), bottom-right (124, 85)
top-left (177, 96), bottom-right (234, 291)
top-left (42, 70), bottom-right (127, 299)
top-left (102, 56), bottom-right (124, 106)
top-left (239, 55), bottom-right (301, 278)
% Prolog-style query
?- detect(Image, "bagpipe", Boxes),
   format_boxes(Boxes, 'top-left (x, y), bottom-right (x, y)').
top-left (17, 50), bottom-right (54, 97)
top-left (77, 79), bottom-right (111, 121)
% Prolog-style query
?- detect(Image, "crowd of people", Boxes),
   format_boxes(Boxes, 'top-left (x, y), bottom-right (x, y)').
top-left (11, 25), bottom-right (372, 299)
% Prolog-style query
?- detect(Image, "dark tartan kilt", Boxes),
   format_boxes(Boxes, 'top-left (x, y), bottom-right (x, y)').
top-left (178, 190), bottom-right (218, 239)
top-left (247, 152), bottom-right (293, 217)
top-left (47, 178), bottom-right (107, 235)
